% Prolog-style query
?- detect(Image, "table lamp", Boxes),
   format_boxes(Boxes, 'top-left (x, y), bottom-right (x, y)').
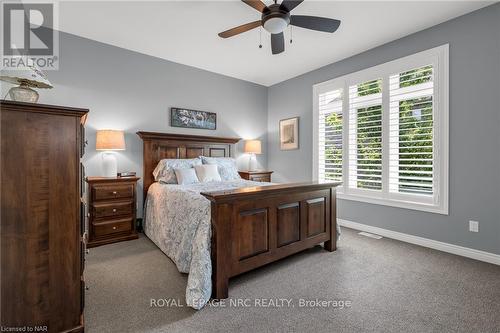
top-left (0, 65), bottom-right (53, 103)
top-left (96, 130), bottom-right (125, 177)
top-left (244, 139), bottom-right (262, 171)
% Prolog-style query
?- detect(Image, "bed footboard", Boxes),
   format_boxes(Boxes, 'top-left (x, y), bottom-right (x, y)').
top-left (201, 182), bottom-right (340, 299)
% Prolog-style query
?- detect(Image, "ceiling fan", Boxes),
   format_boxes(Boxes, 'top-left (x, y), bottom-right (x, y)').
top-left (218, 0), bottom-right (341, 55)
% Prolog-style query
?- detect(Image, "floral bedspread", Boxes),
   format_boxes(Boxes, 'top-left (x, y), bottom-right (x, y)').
top-left (144, 180), bottom-right (341, 310)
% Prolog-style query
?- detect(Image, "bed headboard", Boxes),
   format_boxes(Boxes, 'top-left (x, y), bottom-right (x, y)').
top-left (137, 131), bottom-right (241, 201)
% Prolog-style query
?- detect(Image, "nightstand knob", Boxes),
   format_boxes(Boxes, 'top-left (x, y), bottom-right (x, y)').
top-left (112, 226), bottom-right (117, 230)
top-left (112, 208), bottom-right (117, 212)
top-left (112, 191), bottom-right (117, 195)
top-left (85, 249), bottom-right (90, 254)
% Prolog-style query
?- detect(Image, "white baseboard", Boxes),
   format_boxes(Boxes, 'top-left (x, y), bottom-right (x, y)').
top-left (338, 219), bottom-right (500, 266)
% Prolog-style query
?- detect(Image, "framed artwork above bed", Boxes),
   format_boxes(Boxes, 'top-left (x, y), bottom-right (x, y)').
top-left (171, 107), bottom-right (217, 130)
top-left (280, 116), bottom-right (299, 150)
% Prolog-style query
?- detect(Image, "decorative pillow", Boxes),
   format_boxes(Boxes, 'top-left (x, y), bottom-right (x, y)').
top-left (194, 164), bottom-right (222, 182)
top-left (200, 156), bottom-right (241, 181)
top-left (174, 168), bottom-right (199, 185)
top-left (153, 158), bottom-right (202, 184)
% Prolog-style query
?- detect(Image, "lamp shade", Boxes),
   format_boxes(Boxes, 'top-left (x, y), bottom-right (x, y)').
top-left (244, 140), bottom-right (262, 154)
top-left (0, 64), bottom-right (53, 88)
top-left (96, 130), bottom-right (125, 151)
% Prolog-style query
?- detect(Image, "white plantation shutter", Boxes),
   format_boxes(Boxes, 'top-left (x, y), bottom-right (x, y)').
top-left (389, 65), bottom-right (434, 196)
top-left (313, 45), bottom-right (448, 214)
top-left (348, 79), bottom-right (383, 191)
top-left (318, 89), bottom-right (343, 182)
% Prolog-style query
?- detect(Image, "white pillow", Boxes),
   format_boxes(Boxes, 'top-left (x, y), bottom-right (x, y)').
top-left (194, 164), bottom-right (222, 182)
top-left (153, 158), bottom-right (202, 184)
top-left (174, 168), bottom-right (199, 185)
top-left (200, 156), bottom-right (241, 181)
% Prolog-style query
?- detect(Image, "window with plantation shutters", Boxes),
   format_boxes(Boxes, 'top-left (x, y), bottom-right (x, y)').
top-left (389, 65), bottom-right (434, 196)
top-left (313, 45), bottom-right (449, 214)
top-left (348, 79), bottom-right (383, 191)
top-left (317, 88), bottom-right (343, 183)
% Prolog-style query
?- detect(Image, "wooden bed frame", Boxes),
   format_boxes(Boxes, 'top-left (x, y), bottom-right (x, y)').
top-left (137, 131), bottom-right (340, 299)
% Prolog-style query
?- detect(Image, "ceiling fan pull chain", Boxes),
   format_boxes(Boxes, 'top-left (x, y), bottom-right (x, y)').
top-left (290, 25), bottom-right (293, 44)
top-left (259, 26), bottom-right (263, 49)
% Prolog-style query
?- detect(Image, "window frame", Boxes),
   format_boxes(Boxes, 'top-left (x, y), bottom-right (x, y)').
top-left (313, 44), bottom-right (449, 214)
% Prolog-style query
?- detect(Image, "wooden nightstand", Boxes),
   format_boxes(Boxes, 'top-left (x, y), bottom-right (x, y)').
top-left (238, 170), bottom-right (273, 182)
top-left (86, 176), bottom-right (140, 248)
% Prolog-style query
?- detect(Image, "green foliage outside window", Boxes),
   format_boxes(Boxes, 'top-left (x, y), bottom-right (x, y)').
top-left (399, 65), bottom-right (432, 88)
top-left (398, 97), bottom-right (433, 194)
top-left (398, 65), bottom-right (434, 194)
top-left (356, 105), bottom-right (382, 189)
top-left (357, 79), bottom-right (382, 96)
top-left (324, 112), bottom-right (342, 181)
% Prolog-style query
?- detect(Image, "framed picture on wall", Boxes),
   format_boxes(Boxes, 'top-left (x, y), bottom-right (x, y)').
top-left (279, 117), bottom-right (299, 150)
top-left (170, 107), bottom-right (217, 130)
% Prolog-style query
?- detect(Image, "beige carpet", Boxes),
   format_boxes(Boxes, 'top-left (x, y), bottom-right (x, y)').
top-left (84, 228), bottom-right (500, 333)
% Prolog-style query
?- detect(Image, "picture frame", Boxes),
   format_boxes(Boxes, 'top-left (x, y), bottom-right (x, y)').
top-left (170, 107), bottom-right (217, 130)
top-left (279, 117), bottom-right (299, 150)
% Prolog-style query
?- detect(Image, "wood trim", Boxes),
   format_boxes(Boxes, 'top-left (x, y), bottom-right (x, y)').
top-left (324, 188), bottom-right (337, 251)
top-left (1, 100), bottom-right (89, 117)
top-left (86, 176), bottom-right (140, 183)
top-left (201, 181), bottom-right (341, 203)
top-left (238, 170), bottom-right (274, 175)
top-left (61, 324), bottom-right (85, 333)
top-left (137, 131), bottom-right (240, 144)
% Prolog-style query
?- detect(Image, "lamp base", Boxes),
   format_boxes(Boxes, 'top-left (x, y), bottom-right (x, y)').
top-left (102, 152), bottom-right (117, 177)
top-left (248, 153), bottom-right (257, 171)
top-left (8, 84), bottom-right (39, 103)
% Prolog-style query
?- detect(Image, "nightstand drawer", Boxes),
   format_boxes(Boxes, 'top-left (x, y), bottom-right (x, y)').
top-left (239, 171), bottom-right (273, 183)
top-left (250, 175), bottom-right (270, 182)
top-left (93, 200), bottom-right (133, 219)
top-left (93, 218), bottom-right (133, 237)
top-left (93, 184), bottom-right (134, 201)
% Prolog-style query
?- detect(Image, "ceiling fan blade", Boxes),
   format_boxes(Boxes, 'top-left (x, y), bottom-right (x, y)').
top-left (290, 15), bottom-right (341, 33)
top-left (271, 32), bottom-right (285, 55)
top-left (280, 0), bottom-right (304, 12)
top-left (242, 0), bottom-right (268, 13)
top-left (218, 20), bottom-right (262, 38)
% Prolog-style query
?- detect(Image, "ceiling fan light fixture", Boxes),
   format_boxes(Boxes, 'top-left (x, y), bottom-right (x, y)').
top-left (218, 0), bottom-right (341, 55)
top-left (263, 17), bottom-right (288, 34)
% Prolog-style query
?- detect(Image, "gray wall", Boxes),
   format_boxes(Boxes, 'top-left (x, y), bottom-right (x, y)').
top-left (1, 32), bottom-right (268, 216)
top-left (267, 4), bottom-right (500, 254)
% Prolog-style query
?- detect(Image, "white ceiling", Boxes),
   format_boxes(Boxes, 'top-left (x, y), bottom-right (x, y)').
top-left (57, 1), bottom-right (493, 86)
